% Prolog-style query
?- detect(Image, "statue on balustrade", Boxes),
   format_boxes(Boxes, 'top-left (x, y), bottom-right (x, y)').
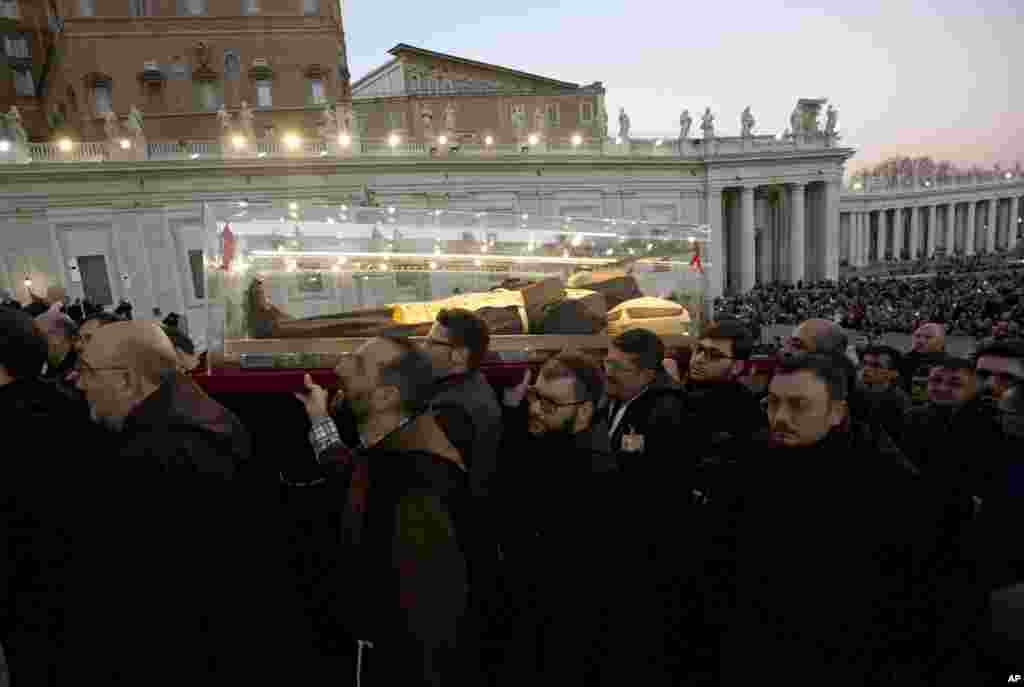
top-left (5, 106), bottom-right (26, 145)
top-left (217, 105), bottom-right (232, 136)
top-left (824, 104), bottom-right (838, 137)
top-left (444, 102), bottom-right (457, 134)
top-left (102, 110), bottom-right (121, 143)
top-left (678, 109), bottom-right (692, 140)
top-left (126, 105), bottom-right (145, 142)
top-left (700, 107), bottom-right (715, 139)
top-left (338, 104), bottom-right (354, 134)
top-left (789, 106), bottom-right (802, 136)
top-left (420, 103), bottom-right (433, 134)
top-left (740, 106), bottom-right (755, 137)
top-left (802, 107), bottom-right (818, 135)
top-left (598, 103), bottom-right (609, 139)
top-left (317, 106), bottom-right (339, 140)
top-left (238, 101), bottom-right (255, 140)
top-left (617, 107), bottom-right (630, 141)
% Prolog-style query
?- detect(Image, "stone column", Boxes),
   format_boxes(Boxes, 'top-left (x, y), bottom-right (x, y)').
top-left (849, 213), bottom-right (857, 267)
top-left (706, 188), bottom-right (725, 303)
top-left (966, 201), bottom-right (976, 255)
top-left (985, 199), bottom-right (996, 254)
top-left (1011, 196), bottom-right (1020, 252)
top-left (927, 205), bottom-right (937, 257)
top-left (824, 180), bottom-right (840, 280)
top-left (740, 186), bottom-right (756, 292)
top-left (860, 211), bottom-right (868, 266)
top-left (790, 183), bottom-right (805, 284)
top-left (909, 206), bottom-right (920, 260)
top-left (946, 203), bottom-right (956, 255)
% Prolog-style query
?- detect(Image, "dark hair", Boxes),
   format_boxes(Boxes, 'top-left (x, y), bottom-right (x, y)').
top-left (701, 320), bottom-right (754, 360)
top-left (83, 312), bottom-right (123, 327)
top-left (377, 334), bottom-right (436, 415)
top-left (862, 344), bottom-right (903, 370)
top-left (437, 308), bottom-right (490, 370)
top-left (773, 352), bottom-right (852, 402)
top-left (162, 325), bottom-right (196, 356)
top-left (611, 328), bottom-right (665, 371)
top-left (540, 349), bottom-right (605, 403)
top-left (974, 338), bottom-right (1024, 363)
top-left (0, 308), bottom-right (48, 380)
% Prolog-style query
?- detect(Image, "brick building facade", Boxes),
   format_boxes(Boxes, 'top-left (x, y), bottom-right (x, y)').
top-left (351, 44), bottom-right (607, 146)
top-left (2, 0), bottom-right (350, 142)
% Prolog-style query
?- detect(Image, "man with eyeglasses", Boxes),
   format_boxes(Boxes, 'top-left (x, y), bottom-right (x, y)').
top-left (707, 353), bottom-right (932, 685)
top-left (71, 320), bottom-right (256, 686)
top-left (420, 308), bottom-right (502, 682)
top-left (598, 328), bottom-right (696, 684)
top-left (496, 350), bottom-right (621, 684)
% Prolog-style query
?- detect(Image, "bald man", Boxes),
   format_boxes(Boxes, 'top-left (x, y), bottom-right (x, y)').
top-left (899, 322), bottom-right (947, 394)
top-left (72, 320), bottom-right (254, 684)
top-left (782, 318), bottom-right (849, 357)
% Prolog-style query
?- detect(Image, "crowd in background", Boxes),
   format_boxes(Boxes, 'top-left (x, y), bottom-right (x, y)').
top-left (715, 256), bottom-right (1024, 340)
top-left (3, 277), bottom-right (1024, 686)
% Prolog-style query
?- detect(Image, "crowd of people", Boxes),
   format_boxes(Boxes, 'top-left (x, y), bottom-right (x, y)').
top-left (716, 256), bottom-right (1024, 340)
top-left (2, 282), bottom-right (1024, 686)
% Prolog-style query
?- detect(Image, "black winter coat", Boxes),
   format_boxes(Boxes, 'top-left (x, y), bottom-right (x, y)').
top-left (68, 374), bottom-right (255, 687)
top-left (495, 403), bottom-right (622, 686)
top-left (707, 421), bottom-right (936, 686)
top-left (0, 378), bottom-right (95, 686)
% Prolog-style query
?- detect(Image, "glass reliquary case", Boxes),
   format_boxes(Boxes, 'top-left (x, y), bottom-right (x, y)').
top-left (202, 201), bottom-right (709, 370)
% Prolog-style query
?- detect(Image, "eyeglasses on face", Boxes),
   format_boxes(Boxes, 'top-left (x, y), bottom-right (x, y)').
top-left (526, 387), bottom-right (589, 415)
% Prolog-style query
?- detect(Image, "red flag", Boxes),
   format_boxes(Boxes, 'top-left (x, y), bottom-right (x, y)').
top-left (689, 241), bottom-right (704, 273)
top-left (221, 223), bottom-right (236, 270)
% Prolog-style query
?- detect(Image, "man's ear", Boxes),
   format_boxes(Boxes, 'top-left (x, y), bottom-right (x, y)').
top-left (575, 400), bottom-right (595, 432)
top-left (828, 399), bottom-right (849, 430)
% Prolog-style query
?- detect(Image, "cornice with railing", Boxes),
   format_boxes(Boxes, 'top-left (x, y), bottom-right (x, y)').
top-left (0, 131), bottom-right (852, 165)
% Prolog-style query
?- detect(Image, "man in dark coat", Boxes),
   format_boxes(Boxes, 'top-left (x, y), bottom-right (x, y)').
top-left (598, 328), bottom-right (693, 685)
top-left (295, 335), bottom-right (469, 687)
top-left (898, 354), bottom-right (1006, 682)
top-left (495, 350), bottom-right (620, 686)
top-left (72, 320), bottom-right (255, 686)
top-left (858, 344), bottom-right (912, 444)
top-left (0, 308), bottom-right (94, 686)
top-left (707, 353), bottom-right (935, 686)
top-left (420, 308), bottom-right (504, 678)
top-left (684, 319), bottom-right (766, 501)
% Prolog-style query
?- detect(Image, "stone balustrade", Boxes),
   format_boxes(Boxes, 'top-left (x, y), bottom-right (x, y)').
top-left (0, 132), bottom-right (844, 164)
top-left (845, 172), bottom-right (1021, 194)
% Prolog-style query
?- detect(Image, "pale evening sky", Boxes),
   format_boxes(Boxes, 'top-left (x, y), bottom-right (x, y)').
top-left (342, 0), bottom-right (1021, 174)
